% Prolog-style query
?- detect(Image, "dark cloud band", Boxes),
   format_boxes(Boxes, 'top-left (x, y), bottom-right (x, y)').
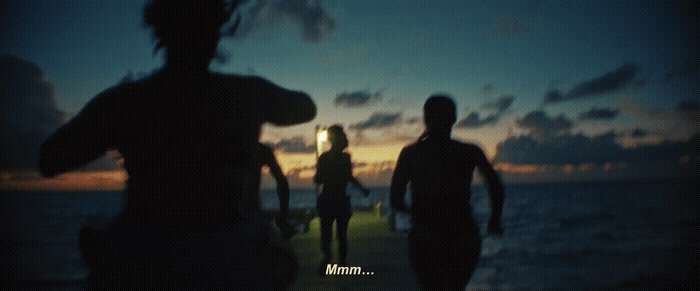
top-left (494, 132), bottom-right (699, 165)
top-left (335, 89), bottom-right (383, 108)
top-left (349, 112), bottom-right (401, 131)
top-left (517, 110), bottom-right (573, 137)
top-left (578, 107), bottom-right (620, 120)
top-left (455, 113), bottom-right (499, 128)
top-left (235, 0), bottom-right (335, 43)
top-left (546, 63), bottom-right (638, 103)
top-left (266, 136), bottom-right (315, 153)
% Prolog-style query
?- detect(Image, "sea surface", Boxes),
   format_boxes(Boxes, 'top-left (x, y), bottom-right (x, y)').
top-left (1, 179), bottom-right (698, 289)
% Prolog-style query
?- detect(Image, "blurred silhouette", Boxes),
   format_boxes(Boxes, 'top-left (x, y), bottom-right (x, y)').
top-left (314, 125), bottom-right (370, 275)
top-left (39, 0), bottom-right (315, 289)
top-left (390, 95), bottom-right (504, 290)
top-left (249, 143), bottom-right (297, 239)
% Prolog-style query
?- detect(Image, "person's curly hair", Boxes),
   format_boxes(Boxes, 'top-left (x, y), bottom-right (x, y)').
top-left (143, 0), bottom-right (241, 53)
top-left (327, 125), bottom-right (348, 150)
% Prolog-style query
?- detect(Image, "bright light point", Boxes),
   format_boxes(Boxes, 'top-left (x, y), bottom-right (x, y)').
top-left (318, 130), bottom-right (328, 142)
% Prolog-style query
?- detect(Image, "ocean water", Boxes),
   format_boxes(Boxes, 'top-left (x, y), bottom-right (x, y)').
top-left (1, 179), bottom-right (698, 289)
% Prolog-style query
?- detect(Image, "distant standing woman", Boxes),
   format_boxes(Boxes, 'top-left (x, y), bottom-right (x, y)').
top-left (314, 125), bottom-right (370, 274)
top-left (390, 95), bottom-right (505, 290)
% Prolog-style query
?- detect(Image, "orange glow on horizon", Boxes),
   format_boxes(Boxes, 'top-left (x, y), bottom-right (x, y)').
top-left (604, 162), bottom-right (613, 172)
top-left (494, 163), bottom-right (542, 174)
top-left (562, 164), bottom-right (574, 174)
top-left (578, 163), bottom-right (595, 172)
top-left (1, 170), bottom-right (127, 191)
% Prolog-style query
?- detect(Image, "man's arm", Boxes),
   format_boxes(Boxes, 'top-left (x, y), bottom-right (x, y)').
top-left (347, 153), bottom-right (370, 196)
top-left (390, 147), bottom-right (410, 213)
top-left (39, 92), bottom-right (113, 177)
top-left (267, 151), bottom-right (290, 216)
top-left (252, 77), bottom-right (316, 126)
top-left (474, 146), bottom-right (504, 234)
top-left (260, 145), bottom-right (296, 239)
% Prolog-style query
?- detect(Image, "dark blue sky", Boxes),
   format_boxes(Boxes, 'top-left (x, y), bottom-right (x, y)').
top-left (2, 0), bottom-right (698, 183)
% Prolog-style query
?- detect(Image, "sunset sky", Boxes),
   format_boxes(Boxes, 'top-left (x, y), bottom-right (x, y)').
top-left (2, 0), bottom-right (698, 190)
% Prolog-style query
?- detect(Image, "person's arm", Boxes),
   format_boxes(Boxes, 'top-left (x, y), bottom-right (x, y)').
top-left (313, 153), bottom-right (326, 185)
top-left (39, 91), bottom-right (114, 177)
top-left (252, 77), bottom-right (316, 126)
top-left (347, 153), bottom-right (370, 196)
top-left (474, 146), bottom-right (505, 235)
top-left (267, 150), bottom-right (290, 217)
top-left (390, 147), bottom-right (410, 213)
top-left (350, 176), bottom-right (370, 197)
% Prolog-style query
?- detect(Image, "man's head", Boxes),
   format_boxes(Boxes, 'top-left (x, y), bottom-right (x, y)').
top-left (423, 94), bottom-right (457, 135)
top-left (144, 0), bottom-right (239, 67)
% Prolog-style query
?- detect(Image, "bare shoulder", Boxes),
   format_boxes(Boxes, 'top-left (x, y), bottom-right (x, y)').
top-left (453, 140), bottom-right (479, 150)
top-left (83, 81), bottom-right (141, 111)
top-left (213, 73), bottom-right (275, 89)
top-left (210, 72), bottom-right (246, 88)
top-left (401, 142), bottom-right (420, 154)
top-left (451, 140), bottom-right (486, 157)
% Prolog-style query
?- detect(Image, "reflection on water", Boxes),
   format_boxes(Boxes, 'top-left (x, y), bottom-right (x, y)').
top-left (1, 179), bottom-right (697, 289)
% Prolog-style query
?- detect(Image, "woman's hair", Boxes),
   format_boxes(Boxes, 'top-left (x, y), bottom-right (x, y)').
top-left (327, 125), bottom-right (348, 150)
top-left (144, 0), bottom-right (240, 53)
top-left (417, 94), bottom-right (457, 141)
top-left (423, 94), bottom-right (456, 124)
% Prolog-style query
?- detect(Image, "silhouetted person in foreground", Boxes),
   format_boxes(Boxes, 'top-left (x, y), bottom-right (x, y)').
top-left (249, 143), bottom-right (296, 239)
top-left (314, 125), bottom-right (370, 275)
top-left (39, 0), bottom-right (315, 289)
top-left (390, 95), bottom-right (504, 290)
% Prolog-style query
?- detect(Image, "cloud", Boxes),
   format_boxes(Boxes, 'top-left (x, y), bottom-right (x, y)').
top-left (349, 112), bottom-right (402, 131)
top-left (664, 61), bottom-right (700, 81)
top-left (283, 165), bottom-right (315, 176)
top-left (1, 55), bottom-right (66, 170)
top-left (235, 0), bottom-right (336, 43)
top-left (455, 112), bottom-right (499, 128)
top-left (578, 107), bottom-right (620, 120)
top-left (543, 90), bottom-right (563, 103)
top-left (482, 95), bottom-right (514, 113)
top-left (516, 110), bottom-right (573, 138)
top-left (545, 63), bottom-right (638, 103)
top-left (350, 132), bottom-right (421, 148)
top-left (334, 89), bottom-right (383, 108)
top-left (454, 96), bottom-right (514, 129)
top-left (482, 83), bottom-right (495, 94)
top-left (620, 99), bottom-right (700, 122)
top-left (493, 132), bottom-right (699, 165)
top-left (406, 117), bottom-right (421, 125)
top-left (677, 100), bottom-right (700, 112)
top-left (266, 136), bottom-right (315, 153)
top-left (631, 128), bottom-right (647, 138)
top-left (280, 165), bottom-right (316, 189)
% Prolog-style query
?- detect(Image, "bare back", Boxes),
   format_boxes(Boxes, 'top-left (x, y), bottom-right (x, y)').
top-left (40, 68), bottom-right (315, 224)
top-left (391, 139), bottom-right (500, 228)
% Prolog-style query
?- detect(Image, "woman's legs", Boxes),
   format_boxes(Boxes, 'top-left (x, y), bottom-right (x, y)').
top-left (336, 215), bottom-right (350, 266)
top-left (319, 216), bottom-right (334, 261)
top-left (408, 226), bottom-right (481, 290)
top-left (318, 212), bottom-right (350, 275)
top-left (318, 215), bottom-right (334, 275)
